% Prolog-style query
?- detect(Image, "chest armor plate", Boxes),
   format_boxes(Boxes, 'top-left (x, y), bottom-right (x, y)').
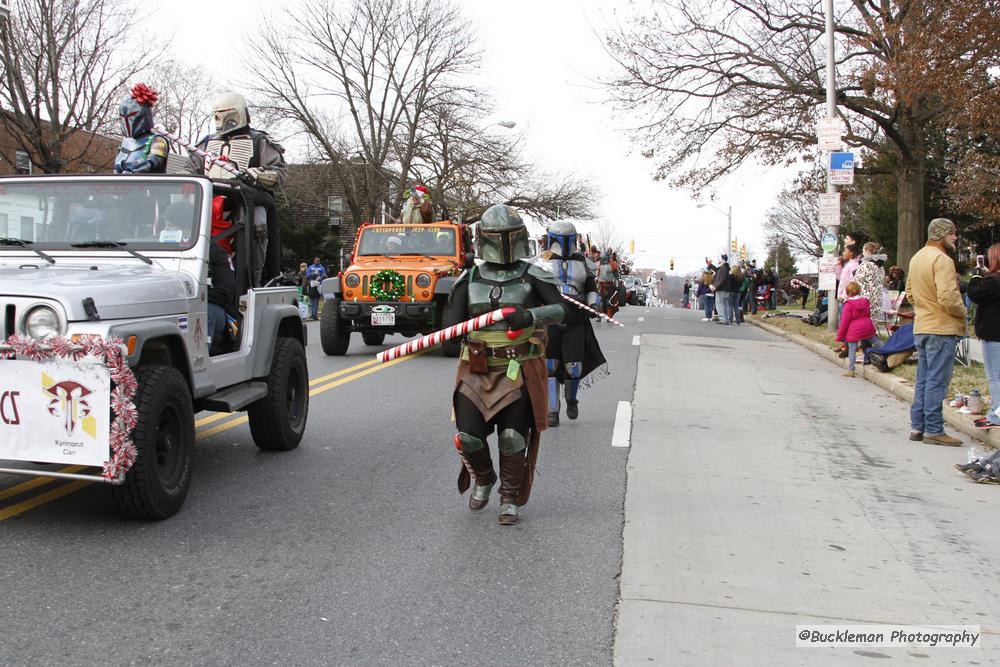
top-left (541, 257), bottom-right (587, 296)
top-left (467, 264), bottom-right (539, 329)
top-left (205, 137), bottom-right (255, 178)
top-left (115, 137), bottom-right (150, 171)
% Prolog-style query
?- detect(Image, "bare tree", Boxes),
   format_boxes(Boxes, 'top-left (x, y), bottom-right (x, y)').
top-left (144, 59), bottom-right (217, 142)
top-left (0, 0), bottom-right (161, 173)
top-left (764, 186), bottom-right (825, 260)
top-left (604, 0), bottom-right (1000, 267)
top-left (247, 0), bottom-right (478, 227)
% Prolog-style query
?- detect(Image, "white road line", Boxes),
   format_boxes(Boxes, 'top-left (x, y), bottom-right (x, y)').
top-left (632, 335), bottom-right (640, 346)
top-left (611, 401), bottom-right (632, 448)
top-left (637, 317), bottom-right (645, 322)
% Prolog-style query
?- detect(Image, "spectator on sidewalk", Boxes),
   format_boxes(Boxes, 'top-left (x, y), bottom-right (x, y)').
top-left (836, 281), bottom-right (879, 378)
top-left (886, 265), bottom-right (905, 292)
top-left (696, 270), bottom-right (715, 321)
top-left (837, 244), bottom-right (861, 307)
top-left (906, 218), bottom-right (967, 446)
top-left (956, 449), bottom-right (1000, 484)
top-left (682, 280), bottom-right (691, 309)
top-left (711, 254), bottom-right (735, 325)
top-left (306, 257), bottom-right (327, 320)
top-left (854, 242), bottom-right (887, 325)
top-left (966, 242), bottom-right (1000, 430)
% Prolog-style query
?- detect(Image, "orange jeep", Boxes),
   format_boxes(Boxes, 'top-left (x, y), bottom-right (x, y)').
top-left (318, 221), bottom-right (472, 356)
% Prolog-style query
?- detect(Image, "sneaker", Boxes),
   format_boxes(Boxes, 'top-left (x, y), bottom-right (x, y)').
top-left (968, 470), bottom-right (1000, 484)
top-left (701, 317), bottom-right (711, 321)
top-left (908, 431), bottom-right (924, 441)
top-left (955, 461), bottom-right (984, 474)
top-left (974, 418), bottom-right (995, 430)
top-left (842, 370), bottom-right (855, 378)
top-left (924, 432), bottom-right (962, 446)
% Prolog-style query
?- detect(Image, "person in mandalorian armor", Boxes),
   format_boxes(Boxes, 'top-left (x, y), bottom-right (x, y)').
top-left (445, 205), bottom-right (569, 525)
top-left (114, 84), bottom-right (169, 175)
top-left (188, 92), bottom-right (287, 286)
top-left (540, 220), bottom-right (606, 426)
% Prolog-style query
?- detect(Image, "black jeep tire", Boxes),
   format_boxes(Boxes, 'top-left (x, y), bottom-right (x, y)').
top-left (111, 365), bottom-right (194, 520)
top-left (440, 301), bottom-right (461, 358)
top-left (362, 331), bottom-right (386, 346)
top-left (248, 337), bottom-right (309, 451)
top-left (320, 297), bottom-right (350, 356)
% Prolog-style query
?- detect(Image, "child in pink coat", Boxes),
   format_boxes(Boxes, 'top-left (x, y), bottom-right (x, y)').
top-left (836, 281), bottom-right (879, 377)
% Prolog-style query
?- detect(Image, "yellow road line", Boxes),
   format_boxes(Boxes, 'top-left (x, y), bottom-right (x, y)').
top-left (0, 350), bottom-right (427, 520)
top-left (0, 466), bottom-right (87, 502)
top-left (193, 358), bottom-right (380, 428)
top-left (0, 480), bottom-right (91, 521)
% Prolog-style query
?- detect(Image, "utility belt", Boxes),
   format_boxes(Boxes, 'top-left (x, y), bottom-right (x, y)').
top-left (462, 339), bottom-right (542, 374)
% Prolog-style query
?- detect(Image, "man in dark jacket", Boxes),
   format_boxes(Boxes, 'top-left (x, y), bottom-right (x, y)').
top-left (712, 254), bottom-right (736, 324)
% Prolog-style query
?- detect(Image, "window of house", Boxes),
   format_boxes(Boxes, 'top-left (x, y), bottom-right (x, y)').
top-left (0, 213), bottom-right (7, 237)
top-left (14, 150), bottom-right (31, 175)
top-left (328, 196), bottom-right (345, 226)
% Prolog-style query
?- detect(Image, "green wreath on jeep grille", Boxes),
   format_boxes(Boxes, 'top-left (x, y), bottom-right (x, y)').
top-left (370, 269), bottom-right (406, 301)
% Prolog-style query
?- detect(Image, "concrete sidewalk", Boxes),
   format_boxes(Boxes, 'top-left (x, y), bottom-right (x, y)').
top-left (614, 330), bottom-right (998, 665)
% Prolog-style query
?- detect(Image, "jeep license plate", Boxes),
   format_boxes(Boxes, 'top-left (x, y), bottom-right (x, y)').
top-left (372, 312), bottom-right (395, 326)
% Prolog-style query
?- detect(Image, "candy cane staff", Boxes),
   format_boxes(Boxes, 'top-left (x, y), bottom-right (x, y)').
top-left (444, 204), bottom-right (570, 525)
top-left (539, 220), bottom-right (610, 427)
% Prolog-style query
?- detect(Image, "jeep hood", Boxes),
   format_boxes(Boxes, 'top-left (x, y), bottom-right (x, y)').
top-left (0, 264), bottom-right (192, 320)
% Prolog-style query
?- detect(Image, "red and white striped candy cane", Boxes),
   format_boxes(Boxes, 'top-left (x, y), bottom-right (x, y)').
top-left (561, 293), bottom-right (625, 327)
top-left (376, 307), bottom-right (514, 363)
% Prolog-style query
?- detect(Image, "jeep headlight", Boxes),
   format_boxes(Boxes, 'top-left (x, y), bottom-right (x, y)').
top-left (24, 306), bottom-right (61, 339)
top-left (415, 273), bottom-right (432, 288)
top-left (345, 273), bottom-right (361, 288)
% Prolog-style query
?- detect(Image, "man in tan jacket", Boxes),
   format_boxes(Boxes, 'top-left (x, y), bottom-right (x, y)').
top-left (905, 218), bottom-right (967, 445)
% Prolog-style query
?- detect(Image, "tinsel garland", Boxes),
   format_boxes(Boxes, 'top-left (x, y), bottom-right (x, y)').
top-left (1, 335), bottom-right (138, 480)
top-left (370, 269), bottom-right (405, 301)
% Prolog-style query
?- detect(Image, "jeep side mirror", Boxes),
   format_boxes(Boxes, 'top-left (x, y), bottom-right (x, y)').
top-left (463, 252), bottom-right (475, 269)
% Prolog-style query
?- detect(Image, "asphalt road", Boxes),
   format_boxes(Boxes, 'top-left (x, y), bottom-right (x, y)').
top-left (0, 305), bottom-right (647, 666)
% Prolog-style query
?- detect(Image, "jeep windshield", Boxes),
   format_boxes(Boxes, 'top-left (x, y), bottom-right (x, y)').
top-left (356, 225), bottom-right (456, 257)
top-left (0, 180), bottom-right (203, 251)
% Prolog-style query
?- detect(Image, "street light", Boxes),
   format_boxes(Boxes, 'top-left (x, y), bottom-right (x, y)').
top-left (495, 120), bottom-right (517, 129)
top-left (696, 202), bottom-right (732, 259)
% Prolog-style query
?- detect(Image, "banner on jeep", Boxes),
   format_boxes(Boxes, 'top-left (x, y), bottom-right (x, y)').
top-left (0, 359), bottom-right (111, 466)
top-left (356, 225), bottom-right (456, 256)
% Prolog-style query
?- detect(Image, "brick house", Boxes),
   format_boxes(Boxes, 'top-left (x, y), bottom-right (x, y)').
top-left (0, 118), bottom-right (118, 176)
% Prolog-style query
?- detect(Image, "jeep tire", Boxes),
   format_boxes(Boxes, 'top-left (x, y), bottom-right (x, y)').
top-left (248, 337), bottom-right (309, 451)
top-left (111, 365), bottom-right (194, 520)
top-left (320, 297), bottom-right (350, 355)
top-left (440, 301), bottom-right (461, 357)
top-left (361, 331), bottom-right (386, 346)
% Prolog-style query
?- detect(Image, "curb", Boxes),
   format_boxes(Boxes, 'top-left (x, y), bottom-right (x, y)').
top-left (751, 317), bottom-right (998, 451)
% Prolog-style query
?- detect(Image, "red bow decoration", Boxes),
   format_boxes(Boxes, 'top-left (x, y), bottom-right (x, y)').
top-left (130, 83), bottom-right (158, 107)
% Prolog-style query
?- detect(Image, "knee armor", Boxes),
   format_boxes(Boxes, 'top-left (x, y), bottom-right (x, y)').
top-left (497, 428), bottom-right (527, 455)
top-left (456, 432), bottom-right (486, 454)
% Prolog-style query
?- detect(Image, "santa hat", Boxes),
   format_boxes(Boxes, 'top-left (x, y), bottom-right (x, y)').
top-left (413, 185), bottom-right (428, 199)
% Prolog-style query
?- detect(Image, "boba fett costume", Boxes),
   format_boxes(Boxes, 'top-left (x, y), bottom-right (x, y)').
top-left (447, 205), bottom-right (568, 525)
top-left (541, 220), bottom-right (607, 426)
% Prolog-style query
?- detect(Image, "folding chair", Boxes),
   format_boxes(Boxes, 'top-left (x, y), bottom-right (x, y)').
top-left (879, 290), bottom-right (910, 338)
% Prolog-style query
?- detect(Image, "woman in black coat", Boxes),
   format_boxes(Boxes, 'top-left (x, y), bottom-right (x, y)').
top-left (967, 243), bottom-right (1000, 431)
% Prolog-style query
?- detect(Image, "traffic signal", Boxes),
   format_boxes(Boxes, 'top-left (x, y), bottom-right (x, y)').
top-left (731, 238), bottom-right (738, 253)
top-left (740, 243), bottom-right (748, 260)
top-left (629, 239), bottom-right (635, 254)
top-left (670, 258), bottom-right (674, 271)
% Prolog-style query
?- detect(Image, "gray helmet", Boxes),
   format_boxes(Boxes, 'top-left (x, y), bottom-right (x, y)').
top-left (212, 92), bottom-right (250, 135)
top-left (477, 205), bottom-right (530, 264)
top-left (547, 220), bottom-right (577, 257)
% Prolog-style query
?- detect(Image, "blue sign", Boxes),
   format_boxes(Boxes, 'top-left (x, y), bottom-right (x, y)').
top-left (829, 152), bottom-right (854, 170)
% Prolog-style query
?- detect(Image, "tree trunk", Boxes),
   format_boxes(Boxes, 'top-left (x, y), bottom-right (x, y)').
top-left (895, 158), bottom-right (925, 270)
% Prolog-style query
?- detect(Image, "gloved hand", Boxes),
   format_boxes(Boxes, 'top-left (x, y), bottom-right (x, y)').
top-left (246, 167), bottom-right (278, 189)
top-left (504, 305), bottom-right (534, 330)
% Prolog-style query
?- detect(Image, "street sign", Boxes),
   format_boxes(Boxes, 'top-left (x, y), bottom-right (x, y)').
top-left (821, 232), bottom-right (838, 254)
top-left (829, 152), bottom-right (855, 185)
top-left (816, 118), bottom-right (842, 151)
top-left (818, 192), bottom-right (841, 226)
top-left (818, 252), bottom-right (838, 291)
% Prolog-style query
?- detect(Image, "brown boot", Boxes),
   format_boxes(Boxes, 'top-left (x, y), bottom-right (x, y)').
top-left (498, 452), bottom-right (526, 525)
top-left (464, 448), bottom-right (496, 510)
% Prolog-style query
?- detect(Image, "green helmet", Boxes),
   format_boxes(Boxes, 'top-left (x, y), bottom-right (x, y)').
top-left (477, 205), bottom-right (530, 264)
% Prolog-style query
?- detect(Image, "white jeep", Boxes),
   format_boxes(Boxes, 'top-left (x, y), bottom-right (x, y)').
top-left (0, 174), bottom-right (309, 519)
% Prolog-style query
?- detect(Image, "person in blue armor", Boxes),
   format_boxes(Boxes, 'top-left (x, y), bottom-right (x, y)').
top-left (114, 84), bottom-right (169, 175)
top-left (540, 220), bottom-right (607, 426)
top-left (445, 205), bottom-right (569, 525)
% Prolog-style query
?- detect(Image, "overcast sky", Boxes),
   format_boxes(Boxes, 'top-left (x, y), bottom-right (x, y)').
top-left (157, 0), bottom-right (806, 274)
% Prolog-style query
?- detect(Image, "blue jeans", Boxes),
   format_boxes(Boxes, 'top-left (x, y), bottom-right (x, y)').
top-left (310, 293), bottom-right (321, 319)
top-left (703, 294), bottom-right (714, 319)
top-left (207, 303), bottom-right (225, 344)
top-left (847, 336), bottom-right (880, 371)
top-left (981, 340), bottom-right (1000, 425)
top-left (911, 334), bottom-right (959, 435)
top-left (716, 291), bottom-right (733, 323)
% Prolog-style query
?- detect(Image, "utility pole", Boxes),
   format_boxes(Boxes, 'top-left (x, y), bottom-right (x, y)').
top-left (825, 0), bottom-right (840, 332)
top-left (727, 206), bottom-right (732, 260)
